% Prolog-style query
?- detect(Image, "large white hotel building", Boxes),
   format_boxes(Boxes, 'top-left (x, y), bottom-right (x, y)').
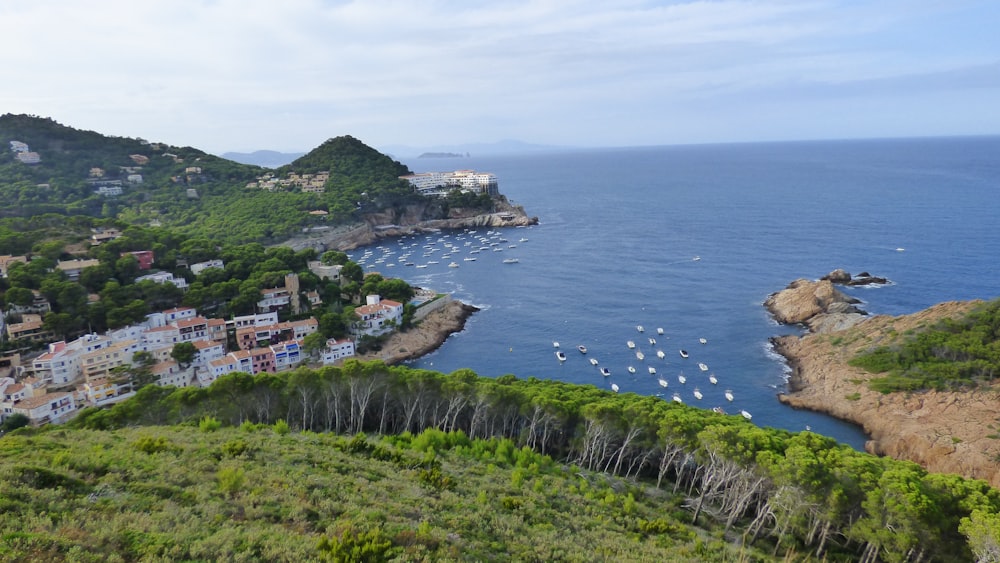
top-left (400, 170), bottom-right (499, 198)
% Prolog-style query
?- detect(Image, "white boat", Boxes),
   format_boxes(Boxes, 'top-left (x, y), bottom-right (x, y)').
top-left (627, 366), bottom-right (636, 374)
top-left (578, 345), bottom-right (587, 354)
top-left (708, 374), bottom-right (718, 385)
top-left (636, 325), bottom-right (644, 332)
top-left (693, 388), bottom-right (703, 400)
top-left (600, 367), bottom-right (611, 377)
top-left (679, 349), bottom-right (689, 358)
top-left (553, 341), bottom-right (560, 348)
top-left (658, 378), bottom-right (669, 388)
top-left (648, 337), bottom-right (656, 345)
top-left (502, 258), bottom-right (519, 264)
top-left (648, 366), bottom-right (656, 375)
top-left (626, 340), bottom-right (636, 349)
top-left (519, 237), bottom-right (528, 242)
top-left (656, 350), bottom-right (665, 359)
top-left (699, 338), bottom-right (708, 344)
top-left (656, 327), bottom-right (664, 335)
top-left (611, 383), bottom-right (619, 393)
top-left (463, 257), bottom-right (477, 261)
top-left (725, 390), bottom-right (734, 402)
top-left (416, 264), bottom-right (428, 269)
top-left (678, 373), bottom-right (687, 384)
top-left (635, 351), bottom-right (645, 361)
top-left (448, 262), bottom-right (459, 268)
top-left (740, 410), bottom-right (753, 421)
top-left (698, 363), bottom-right (709, 372)
top-left (556, 351), bottom-right (566, 362)
top-left (589, 358), bottom-right (599, 366)
top-left (672, 393), bottom-right (683, 404)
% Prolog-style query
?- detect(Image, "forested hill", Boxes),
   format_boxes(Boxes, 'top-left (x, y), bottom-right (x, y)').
top-left (0, 114), bottom-right (418, 247)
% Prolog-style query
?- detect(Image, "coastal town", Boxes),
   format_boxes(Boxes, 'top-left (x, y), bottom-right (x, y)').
top-left (1, 138), bottom-right (510, 431)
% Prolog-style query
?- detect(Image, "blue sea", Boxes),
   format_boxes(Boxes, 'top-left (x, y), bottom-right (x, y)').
top-left (350, 137), bottom-right (1000, 449)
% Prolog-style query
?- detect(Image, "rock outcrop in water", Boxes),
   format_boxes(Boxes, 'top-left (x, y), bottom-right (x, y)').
top-left (766, 274), bottom-right (1000, 488)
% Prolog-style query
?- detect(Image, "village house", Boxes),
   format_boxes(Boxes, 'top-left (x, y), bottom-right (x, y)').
top-left (322, 338), bottom-right (356, 365)
top-left (56, 258), bottom-right (101, 281)
top-left (0, 255), bottom-right (28, 278)
top-left (352, 295), bottom-right (404, 337)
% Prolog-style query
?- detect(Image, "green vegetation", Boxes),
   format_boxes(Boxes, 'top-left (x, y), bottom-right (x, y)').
top-left (850, 299), bottom-right (1000, 392)
top-left (0, 114), bottom-right (426, 247)
top-left (26, 360), bottom-right (994, 562)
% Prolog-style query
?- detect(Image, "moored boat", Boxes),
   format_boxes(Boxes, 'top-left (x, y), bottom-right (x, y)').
top-left (678, 373), bottom-right (687, 384)
top-left (672, 393), bottom-right (683, 404)
top-left (679, 349), bottom-right (689, 358)
top-left (699, 337), bottom-right (708, 344)
top-left (658, 377), bottom-right (668, 388)
top-left (636, 325), bottom-right (644, 332)
top-left (693, 388), bottom-right (703, 400)
top-left (627, 340), bottom-right (636, 349)
top-left (648, 366), bottom-right (656, 375)
top-left (698, 362), bottom-right (708, 372)
top-left (636, 351), bottom-right (645, 361)
top-left (627, 366), bottom-right (636, 374)
top-left (556, 351), bottom-right (567, 362)
top-left (656, 350), bottom-right (665, 359)
top-left (740, 410), bottom-right (753, 421)
top-left (578, 345), bottom-right (587, 354)
top-left (656, 327), bottom-right (664, 335)
top-left (611, 383), bottom-right (619, 393)
top-left (589, 358), bottom-right (599, 366)
top-left (600, 367), bottom-right (611, 376)
top-left (708, 374), bottom-right (718, 385)
top-left (725, 389), bottom-right (734, 402)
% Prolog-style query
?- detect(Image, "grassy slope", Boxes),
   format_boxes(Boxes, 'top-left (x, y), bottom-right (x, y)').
top-left (0, 424), bottom-right (770, 562)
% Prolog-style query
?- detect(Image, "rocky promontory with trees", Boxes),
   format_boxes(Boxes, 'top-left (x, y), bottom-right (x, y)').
top-left (767, 271), bottom-right (1000, 488)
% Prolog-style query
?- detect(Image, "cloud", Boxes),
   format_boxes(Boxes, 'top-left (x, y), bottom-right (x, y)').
top-left (1, 0), bottom-right (997, 150)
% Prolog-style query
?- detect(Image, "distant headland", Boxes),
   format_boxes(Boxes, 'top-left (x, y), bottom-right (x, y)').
top-left (418, 152), bottom-right (467, 158)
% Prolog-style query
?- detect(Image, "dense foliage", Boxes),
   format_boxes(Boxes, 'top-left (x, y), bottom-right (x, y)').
top-left (58, 360), bottom-right (1000, 562)
top-left (3, 425), bottom-right (761, 561)
top-left (850, 299), bottom-right (1000, 393)
top-left (0, 114), bottom-right (421, 246)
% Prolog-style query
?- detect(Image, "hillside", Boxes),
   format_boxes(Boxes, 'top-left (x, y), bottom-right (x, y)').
top-left (0, 114), bottom-right (419, 247)
top-left (0, 423), bottom-right (756, 562)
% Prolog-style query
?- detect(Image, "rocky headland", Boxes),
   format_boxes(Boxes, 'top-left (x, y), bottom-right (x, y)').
top-left (354, 299), bottom-right (479, 365)
top-left (283, 196), bottom-right (538, 253)
top-left (766, 271), bottom-right (1000, 487)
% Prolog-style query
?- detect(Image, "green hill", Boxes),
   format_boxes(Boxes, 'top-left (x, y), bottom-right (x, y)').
top-left (1, 361), bottom-right (991, 562)
top-left (0, 114), bottom-right (419, 248)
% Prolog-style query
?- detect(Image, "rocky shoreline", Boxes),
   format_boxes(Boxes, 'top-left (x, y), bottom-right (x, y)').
top-left (353, 299), bottom-right (479, 365)
top-left (282, 196), bottom-right (539, 253)
top-left (766, 271), bottom-right (1000, 487)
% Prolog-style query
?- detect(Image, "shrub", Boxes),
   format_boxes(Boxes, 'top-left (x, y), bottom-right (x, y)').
top-left (273, 419), bottom-right (291, 435)
top-left (199, 416), bottom-right (221, 433)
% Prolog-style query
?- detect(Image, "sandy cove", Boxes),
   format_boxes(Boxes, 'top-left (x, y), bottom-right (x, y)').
top-left (767, 278), bottom-right (1000, 488)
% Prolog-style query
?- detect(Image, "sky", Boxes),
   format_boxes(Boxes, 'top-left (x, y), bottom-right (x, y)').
top-left (2, 0), bottom-right (999, 154)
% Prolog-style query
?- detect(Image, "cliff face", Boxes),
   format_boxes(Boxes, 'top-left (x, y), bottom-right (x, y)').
top-left (763, 278), bottom-right (867, 332)
top-left (768, 281), bottom-right (1000, 488)
top-left (282, 197), bottom-right (538, 252)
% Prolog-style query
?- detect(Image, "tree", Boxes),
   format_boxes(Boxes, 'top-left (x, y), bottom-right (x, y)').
top-left (341, 261), bottom-right (363, 284)
top-left (321, 250), bottom-right (349, 266)
top-left (302, 332), bottom-right (328, 361)
top-left (0, 412), bottom-right (30, 433)
top-left (3, 287), bottom-right (34, 308)
top-left (171, 342), bottom-right (197, 367)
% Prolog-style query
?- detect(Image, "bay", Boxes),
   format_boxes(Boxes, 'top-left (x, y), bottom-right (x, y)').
top-left (350, 137), bottom-right (1000, 449)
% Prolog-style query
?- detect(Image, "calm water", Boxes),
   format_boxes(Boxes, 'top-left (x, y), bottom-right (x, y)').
top-left (351, 137), bottom-right (1000, 449)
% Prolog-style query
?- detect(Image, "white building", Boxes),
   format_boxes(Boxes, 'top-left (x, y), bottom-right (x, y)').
top-left (190, 259), bottom-right (224, 275)
top-left (136, 271), bottom-right (188, 289)
top-left (322, 338), bottom-right (356, 365)
top-left (352, 295), bottom-right (404, 337)
top-left (400, 170), bottom-right (499, 198)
